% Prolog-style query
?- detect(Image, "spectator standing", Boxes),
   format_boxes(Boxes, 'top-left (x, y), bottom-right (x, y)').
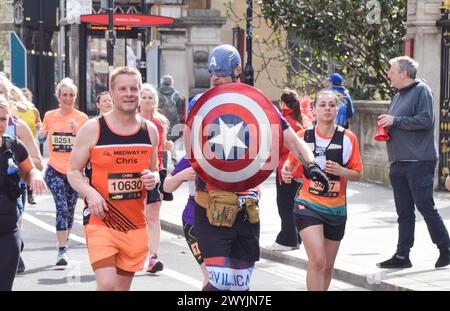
top-left (268, 88), bottom-right (309, 251)
top-left (327, 73), bottom-right (354, 129)
top-left (158, 75), bottom-right (184, 141)
top-left (377, 56), bottom-right (450, 269)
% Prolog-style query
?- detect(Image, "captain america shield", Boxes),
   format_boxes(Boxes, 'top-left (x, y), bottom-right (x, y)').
top-left (185, 83), bottom-right (283, 191)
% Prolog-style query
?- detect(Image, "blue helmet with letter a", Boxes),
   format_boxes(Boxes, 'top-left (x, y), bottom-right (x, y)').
top-left (208, 44), bottom-right (241, 78)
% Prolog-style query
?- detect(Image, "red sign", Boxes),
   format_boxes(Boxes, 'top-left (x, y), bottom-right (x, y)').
top-left (89, 25), bottom-right (132, 31)
top-left (80, 14), bottom-right (174, 26)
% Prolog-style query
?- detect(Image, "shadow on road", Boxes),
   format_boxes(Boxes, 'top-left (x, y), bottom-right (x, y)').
top-left (38, 275), bottom-right (96, 285)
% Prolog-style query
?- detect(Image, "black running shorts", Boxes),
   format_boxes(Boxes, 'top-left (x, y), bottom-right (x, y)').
top-left (194, 203), bottom-right (260, 263)
top-left (294, 207), bottom-right (346, 241)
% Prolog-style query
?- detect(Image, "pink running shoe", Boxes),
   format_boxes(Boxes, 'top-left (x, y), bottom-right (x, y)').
top-left (147, 255), bottom-right (164, 273)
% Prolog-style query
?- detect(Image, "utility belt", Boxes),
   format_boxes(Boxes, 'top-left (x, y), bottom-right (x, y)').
top-left (195, 190), bottom-right (259, 227)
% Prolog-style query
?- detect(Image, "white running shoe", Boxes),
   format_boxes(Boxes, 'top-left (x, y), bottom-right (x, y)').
top-left (56, 248), bottom-right (68, 266)
top-left (266, 242), bottom-right (298, 252)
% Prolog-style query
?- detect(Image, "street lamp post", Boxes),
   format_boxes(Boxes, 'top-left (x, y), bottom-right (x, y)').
top-left (107, 0), bottom-right (115, 72)
top-left (140, 0), bottom-right (147, 83)
top-left (37, 0), bottom-right (45, 155)
top-left (244, 0), bottom-right (254, 86)
top-left (59, 0), bottom-right (65, 80)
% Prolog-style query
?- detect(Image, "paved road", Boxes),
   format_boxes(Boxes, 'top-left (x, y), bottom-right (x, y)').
top-left (12, 193), bottom-right (366, 291)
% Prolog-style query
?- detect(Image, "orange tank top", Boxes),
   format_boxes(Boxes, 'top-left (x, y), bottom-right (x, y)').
top-left (42, 108), bottom-right (88, 174)
top-left (87, 116), bottom-right (154, 231)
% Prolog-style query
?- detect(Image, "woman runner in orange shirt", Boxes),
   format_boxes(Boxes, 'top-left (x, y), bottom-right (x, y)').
top-left (282, 90), bottom-right (363, 291)
top-left (39, 78), bottom-right (88, 266)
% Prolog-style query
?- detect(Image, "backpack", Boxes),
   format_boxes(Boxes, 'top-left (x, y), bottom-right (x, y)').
top-left (159, 92), bottom-right (180, 128)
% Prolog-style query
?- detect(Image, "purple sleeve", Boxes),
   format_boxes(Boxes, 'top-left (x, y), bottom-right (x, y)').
top-left (171, 157), bottom-right (191, 176)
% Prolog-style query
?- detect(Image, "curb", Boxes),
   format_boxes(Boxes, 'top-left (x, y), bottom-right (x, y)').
top-left (161, 219), bottom-right (185, 236)
top-left (161, 219), bottom-right (411, 291)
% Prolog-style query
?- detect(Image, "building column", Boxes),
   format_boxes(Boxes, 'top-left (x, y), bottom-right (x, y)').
top-left (407, 0), bottom-right (444, 186)
top-left (156, 8), bottom-right (226, 100)
top-left (406, 0), bottom-right (441, 99)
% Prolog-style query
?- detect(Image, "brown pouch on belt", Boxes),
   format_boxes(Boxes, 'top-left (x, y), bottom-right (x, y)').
top-left (194, 191), bottom-right (210, 209)
top-left (244, 198), bottom-right (260, 224)
top-left (207, 190), bottom-right (240, 227)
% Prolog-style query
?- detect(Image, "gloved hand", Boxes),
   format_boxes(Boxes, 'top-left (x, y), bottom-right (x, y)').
top-left (304, 162), bottom-right (330, 193)
top-left (146, 183), bottom-right (162, 204)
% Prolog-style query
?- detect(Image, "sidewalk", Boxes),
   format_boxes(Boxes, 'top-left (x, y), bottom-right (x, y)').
top-left (159, 174), bottom-right (450, 291)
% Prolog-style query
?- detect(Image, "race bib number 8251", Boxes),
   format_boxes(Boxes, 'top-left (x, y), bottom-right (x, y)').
top-left (51, 132), bottom-right (75, 152)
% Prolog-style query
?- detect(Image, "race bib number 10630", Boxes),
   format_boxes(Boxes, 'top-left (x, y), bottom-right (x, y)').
top-left (108, 172), bottom-right (143, 200)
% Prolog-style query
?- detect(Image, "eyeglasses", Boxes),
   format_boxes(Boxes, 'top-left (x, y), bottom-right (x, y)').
top-left (208, 70), bottom-right (228, 78)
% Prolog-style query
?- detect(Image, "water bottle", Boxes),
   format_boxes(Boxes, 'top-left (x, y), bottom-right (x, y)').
top-left (7, 158), bottom-right (19, 175)
top-left (5, 157), bottom-right (21, 200)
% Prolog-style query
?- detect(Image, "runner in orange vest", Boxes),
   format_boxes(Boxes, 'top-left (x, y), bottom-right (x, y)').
top-left (68, 67), bottom-right (160, 291)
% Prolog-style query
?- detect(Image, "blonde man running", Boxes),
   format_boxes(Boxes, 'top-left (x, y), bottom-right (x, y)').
top-left (68, 67), bottom-right (160, 291)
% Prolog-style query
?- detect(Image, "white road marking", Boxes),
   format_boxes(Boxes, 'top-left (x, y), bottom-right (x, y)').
top-left (257, 259), bottom-right (303, 282)
top-left (24, 213), bottom-right (203, 289)
top-left (35, 211), bottom-right (84, 225)
top-left (159, 268), bottom-right (203, 289)
top-left (23, 213), bottom-right (86, 244)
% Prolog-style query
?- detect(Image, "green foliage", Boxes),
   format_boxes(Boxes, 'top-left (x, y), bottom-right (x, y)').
top-left (259, 0), bottom-right (407, 99)
top-left (0, 32), bottom-right (10, 72)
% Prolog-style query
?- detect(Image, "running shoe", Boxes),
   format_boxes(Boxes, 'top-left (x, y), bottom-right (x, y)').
top-left (28, 196), bottom-right (36, 205)
top-left (147, 255), bottom-right (164, 273)
top-left (56, 247), bottom-right (68, 266)
top-left (266, 242), bottom-right (298, 252)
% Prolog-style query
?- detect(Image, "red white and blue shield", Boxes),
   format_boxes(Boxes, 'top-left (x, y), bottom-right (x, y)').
top-left (185, 83), bottom-right (282, 191)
